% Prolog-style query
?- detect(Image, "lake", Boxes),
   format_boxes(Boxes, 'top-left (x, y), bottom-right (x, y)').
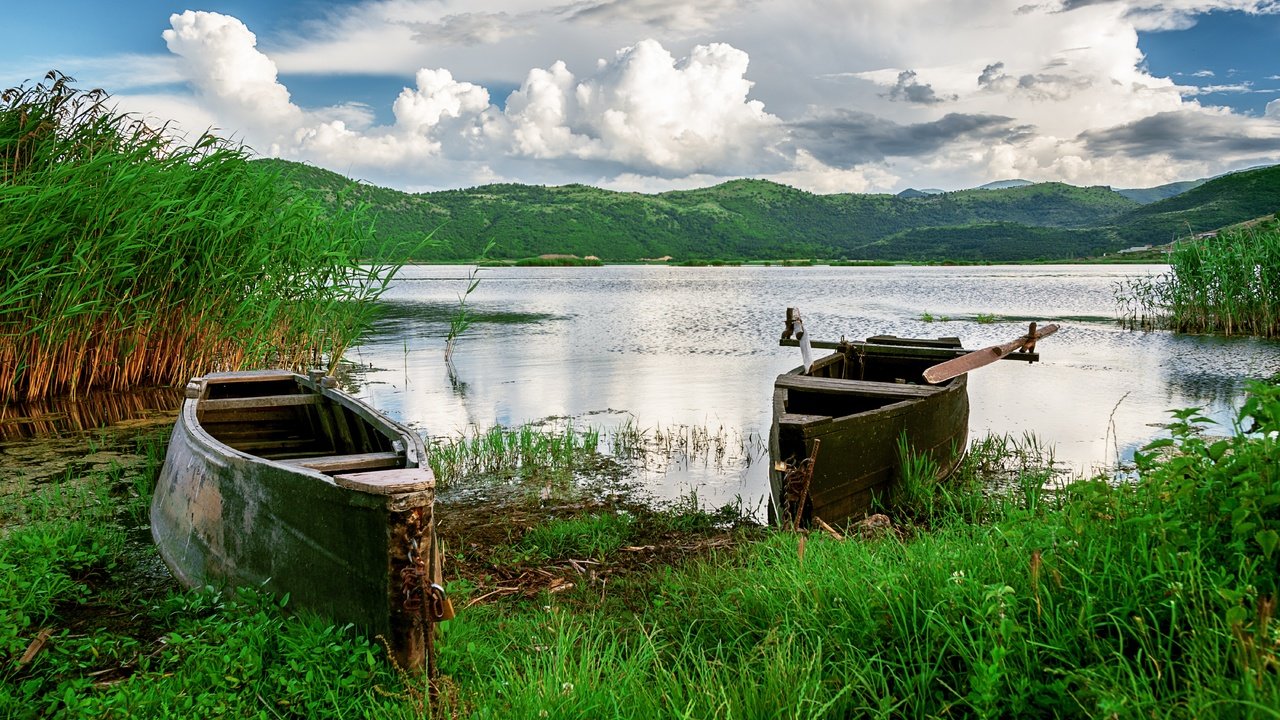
top-left (342, 264), bottom-right (1280, 510)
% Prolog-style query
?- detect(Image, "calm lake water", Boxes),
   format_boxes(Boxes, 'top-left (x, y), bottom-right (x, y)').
top-left (343, 264), bottom-right (1280, 509)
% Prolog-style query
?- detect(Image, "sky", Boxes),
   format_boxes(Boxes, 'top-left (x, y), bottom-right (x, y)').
top-left (4, 1), bottom-right (1280, 194)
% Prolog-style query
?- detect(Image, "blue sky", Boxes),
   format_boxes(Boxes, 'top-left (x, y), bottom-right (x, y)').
top-left (4, 1), bottom-right (1280, 193)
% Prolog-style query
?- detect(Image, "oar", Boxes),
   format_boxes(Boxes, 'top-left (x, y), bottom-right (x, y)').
top-left (922, 322), bottom-right (1059, 384)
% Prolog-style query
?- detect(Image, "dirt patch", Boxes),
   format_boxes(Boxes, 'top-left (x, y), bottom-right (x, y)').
top-left (436, 493), bottom-right (761, 607)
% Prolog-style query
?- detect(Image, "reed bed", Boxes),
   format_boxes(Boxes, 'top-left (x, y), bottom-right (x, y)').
top-left (1116, 223), bottom-right (1280, 337)
top-left (0, 73), bottom-right (392, 402)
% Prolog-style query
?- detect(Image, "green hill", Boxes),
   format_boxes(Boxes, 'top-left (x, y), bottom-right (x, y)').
top-left (1108, 165), bottom-right (1280, 245)
top-left (257, 159), bottom-right (1280, 262)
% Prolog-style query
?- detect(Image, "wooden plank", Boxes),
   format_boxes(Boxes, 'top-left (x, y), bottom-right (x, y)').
top-left (334, 467), bottom-right (435, 495)
top-left (278, 451), bottom-right (403, 473)
top-left (201, 369), bottom-right (299, 383)
top-left (228, 437), bottom-right (320, 453)
top-left (776, 374), bottom-right (942, 399)
top-left (201, 394), bottom-right (319, 411)
top-left (776, 412), bottom-right (833, 429)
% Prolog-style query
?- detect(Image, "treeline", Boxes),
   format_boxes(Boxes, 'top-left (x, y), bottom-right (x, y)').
top-left (262, 159), bottom-right (1280, 263)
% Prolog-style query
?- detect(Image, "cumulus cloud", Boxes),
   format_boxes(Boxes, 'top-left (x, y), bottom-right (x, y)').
top-left (1268, 99), bottom-right (1280, 117)
top-left (500, 39), bottom-right (788, 175)
top-left (885, 70), bottom-right (953, 104)
top-left (163, 11), bottom-right (302, 133)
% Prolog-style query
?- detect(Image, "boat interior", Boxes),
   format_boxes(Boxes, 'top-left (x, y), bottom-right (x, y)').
top-left (780, 342), bottom-right (954, 420)
top-left (196, 374), bottom-right (405, 476)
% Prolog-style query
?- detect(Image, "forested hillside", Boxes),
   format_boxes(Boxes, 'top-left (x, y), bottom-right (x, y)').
top-left (259, 159), bottom-right (1279, 261)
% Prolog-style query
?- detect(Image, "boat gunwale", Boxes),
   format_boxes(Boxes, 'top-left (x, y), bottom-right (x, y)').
top-left (185, 372), bottom-right (429, 498)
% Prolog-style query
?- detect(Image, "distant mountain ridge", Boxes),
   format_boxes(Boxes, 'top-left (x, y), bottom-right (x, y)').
top-left (262, 159), bottom-right (1280, 262)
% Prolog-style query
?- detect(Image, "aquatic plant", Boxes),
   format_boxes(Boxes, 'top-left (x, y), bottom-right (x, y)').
top-left (0, 72), bottom-right (395, 401)
top-left (1116, 224), bottom-right (1280, 337)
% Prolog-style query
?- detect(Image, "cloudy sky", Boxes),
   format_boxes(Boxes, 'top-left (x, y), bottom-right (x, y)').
top-left (4, 1), bottom-right (1280, 193)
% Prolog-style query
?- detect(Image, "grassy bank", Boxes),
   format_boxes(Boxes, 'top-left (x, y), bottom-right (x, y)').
top-left (0, 73), bottom-right (397, 402)
top-left (4, 384), bottom-right (1278, 717)
top-left (1116, 222), bottom-right (1280, 337)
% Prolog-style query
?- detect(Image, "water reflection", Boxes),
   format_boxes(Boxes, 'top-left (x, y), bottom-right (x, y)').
top-left (0, 388), bottom-right (181, 441)
top-left (345, 264), bottom-right (1280, 507)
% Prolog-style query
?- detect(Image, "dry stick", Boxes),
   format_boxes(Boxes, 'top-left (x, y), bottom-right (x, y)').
top-left (813, 516), bottom-right (844, 541)
top-left (792, 439), bottom-right (821, 531)
top-left (17, 628), bottom-right (53, 666)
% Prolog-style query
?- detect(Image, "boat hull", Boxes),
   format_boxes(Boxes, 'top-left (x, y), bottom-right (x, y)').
top-left (151, 371), bottom-right (437, 670)
top-left (769, 338), bottom-right (969, 526)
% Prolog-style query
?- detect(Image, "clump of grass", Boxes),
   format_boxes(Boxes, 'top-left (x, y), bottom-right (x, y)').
top-left (1115, 225), bottom-right (1280, 337)
top-left (975, 312), bottom-right (997, 324)
top-left (513, 256), bottom-right (603, 267)
top-left (517, 513), bottom-right (636, 560)
top-left (427, 423), bottom-right (601, 486)
top-left (0, 72), bottom-right (401, 402)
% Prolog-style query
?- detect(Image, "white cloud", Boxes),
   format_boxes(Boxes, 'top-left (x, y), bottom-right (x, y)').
top-left (1267, 99), bottom-right (1280, 118)
top-left (502, 40), bottom-right (786, 175)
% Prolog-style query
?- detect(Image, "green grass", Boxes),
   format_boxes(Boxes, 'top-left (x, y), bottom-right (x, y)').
top-left (516, 513), bottom-right (636, 560)
top-left (0, 73), bottom-right (405, 402)
top-left (6, 385), bottom-right (1278, 717)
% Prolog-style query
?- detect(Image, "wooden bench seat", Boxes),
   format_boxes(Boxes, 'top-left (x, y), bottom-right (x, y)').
top-left (334, 467), bottom-right (435, 495)
top-left (775, 374), bottom-right (942, 399)
top-left (277, 451), bottom-right (403, 474)
top-left (200, 394), bottom-right (320, 411)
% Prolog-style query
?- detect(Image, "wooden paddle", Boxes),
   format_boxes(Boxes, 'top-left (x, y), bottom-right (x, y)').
top-left (922, 322), bottom-right (1059, 384)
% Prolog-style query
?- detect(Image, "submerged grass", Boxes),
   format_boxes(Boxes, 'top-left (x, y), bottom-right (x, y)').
top-left (0, 73), bottom-right (402, 402)
top-left (1116, 222), bottom-right (1280, 337)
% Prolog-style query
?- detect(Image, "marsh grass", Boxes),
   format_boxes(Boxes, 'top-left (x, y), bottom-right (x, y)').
top-left (0, 73), bottom-right (401, 402)
top-left (606, 418), bottom-right (767, 473)
top-left (1116, 224), bottom-right (1280, 337)
top-left (428, 423), bottom-right (602, 488)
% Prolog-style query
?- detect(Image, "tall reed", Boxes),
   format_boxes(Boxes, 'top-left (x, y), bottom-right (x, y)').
top-left (0, 72), bottom-right (394, 402)
top-left (1116, 222), bottom-right (1280, 337)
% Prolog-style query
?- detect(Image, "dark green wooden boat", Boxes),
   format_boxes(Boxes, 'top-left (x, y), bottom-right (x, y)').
top-left (769, 337), bottom-right (970, 527)
top-left (151, 370), bottom-right (447, 671)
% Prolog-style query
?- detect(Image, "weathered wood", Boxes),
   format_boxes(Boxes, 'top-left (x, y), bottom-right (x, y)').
top-left (775, 374), bottom-right (943, 399)
top-left (201, 394), bottom-right (319, 411)
top-left (228, 437), bottom-right (320, 453)
top-left (777, 412), bottom-right (834, 429)
top-left (334, 468), bottom-right (436, 495)
top-left (922, 323), bottom-right (1060, 384)
top-left (201, 369), bottom-right (299, 383)
top-left (278, 451), bottom-right (403, 473)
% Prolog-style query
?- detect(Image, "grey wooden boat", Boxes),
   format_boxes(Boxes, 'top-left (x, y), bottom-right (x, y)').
top-left (769, 337), bottom-right (969, 527)
top-left (151, 369), bottom-right (448, 671)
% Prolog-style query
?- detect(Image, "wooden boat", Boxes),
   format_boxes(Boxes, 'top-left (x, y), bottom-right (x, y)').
top-left (769, 336), bottom-right (970, 527)
top-left (151, 369), bottom-right (448, 672)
